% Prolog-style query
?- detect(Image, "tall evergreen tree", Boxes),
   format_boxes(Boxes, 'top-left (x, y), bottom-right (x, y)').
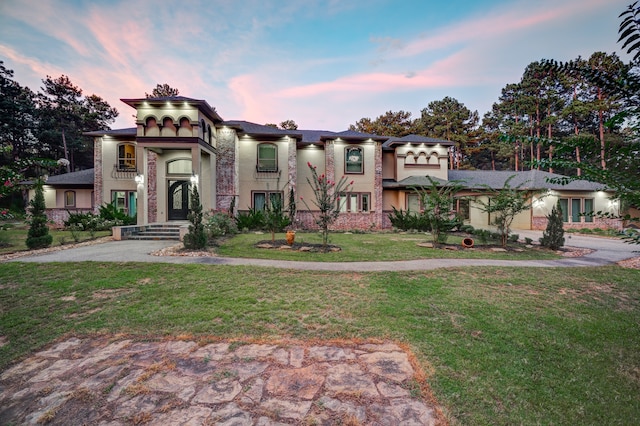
top-left (540, 203), bottom-right (565, 250)
top-left (418, 97), bottom-right (479, 169)
top-left (349, 110), bottom-right (416, 136)
top-left (183, 184), bottom-right (207, 250)
top-left (25, 179), bottom-right (52, 249)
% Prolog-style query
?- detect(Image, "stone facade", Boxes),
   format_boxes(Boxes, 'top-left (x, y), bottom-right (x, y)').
top-left (216, 127), bottom-right (238, 213)
top-left (46, 208), bottom-right (93, 229)
top-left (532, 216), bottom-right (624, 231)
top-left (147, 151), bottom-right (157, 223)
top-left (93, 139), bottom-right (102, 215)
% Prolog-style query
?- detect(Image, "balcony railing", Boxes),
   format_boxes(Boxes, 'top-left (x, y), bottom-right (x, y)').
top-left (111, 164), bottom-right (137, 180)
top-left (254, 165), bottom-right (281, 179)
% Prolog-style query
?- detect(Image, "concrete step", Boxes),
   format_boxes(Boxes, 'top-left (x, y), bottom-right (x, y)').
top-left (119, 223), bottom-right (184, 241)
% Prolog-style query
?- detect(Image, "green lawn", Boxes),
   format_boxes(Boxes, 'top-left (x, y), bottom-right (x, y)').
top-left (0, 262), bottom-right (638, 425)
top-left (216, 231), bottom-right (561, 261)
top-left (0, 222), bottom-right (110, 254)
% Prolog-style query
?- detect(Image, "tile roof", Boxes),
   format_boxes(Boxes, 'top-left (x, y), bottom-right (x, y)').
top-left (222, 121), bottom-right (301, 138)
top-left (382, 175), bottom-right (450, 188)
top-left (84, 128), bottom-right (136, 137)
top-left (383, 134), bottom-right (454, 149)
top-left (43, 169), bottom-right (95, 186)
top-left (448, 170), bottom-right (609, 191)
top-left (120, 97), bottom-right (223, 122)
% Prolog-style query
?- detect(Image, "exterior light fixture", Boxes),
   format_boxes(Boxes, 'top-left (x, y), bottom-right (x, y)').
top-left (135, 174), bottom-right (144, 185)
top-left (190, 172), bottom-right (199, 186)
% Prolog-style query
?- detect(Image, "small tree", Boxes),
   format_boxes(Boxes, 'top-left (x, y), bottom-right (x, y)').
top-left (413, 177), bottom-right (465, 246)
top-left (25, 179), bottom-right (52, 249)
top-left (183, 184), bottom-right (207, 250)
top-left (475, 176), bottom-right (535, 247)
top-left (288, 186), bottom-right (297, 226)
top-left (540, 202), bottom-right (565, 250)
top-left (300, 162), bottom-right (353, 247)
top-left (263, 194), bottom-right (290, 242)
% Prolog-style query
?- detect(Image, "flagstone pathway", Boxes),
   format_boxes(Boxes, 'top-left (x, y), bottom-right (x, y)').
top-left (0, 336), bottom-right (442, 425)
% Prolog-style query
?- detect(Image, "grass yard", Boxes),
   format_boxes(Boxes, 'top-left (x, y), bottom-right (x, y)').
top-left (0, 222), bottom-right (110, 254)
top-left (0, 262), bottom-right (638, 425)
top-left (216, 231), bottom-right (561, 261)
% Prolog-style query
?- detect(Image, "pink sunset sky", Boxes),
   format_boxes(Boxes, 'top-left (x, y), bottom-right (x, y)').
top-left (0, 0), bottom-right (632, 131)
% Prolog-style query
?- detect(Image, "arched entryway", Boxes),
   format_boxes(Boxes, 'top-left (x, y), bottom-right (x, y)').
top-left (168, 180), bottom-right (190, 220)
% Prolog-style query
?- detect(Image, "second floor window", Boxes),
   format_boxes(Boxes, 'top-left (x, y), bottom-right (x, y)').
top-left (117, 143), bottom-right (136, 171)
top-left (257, 143), bottom-right (277, 172)
top-left (345, 147), bottom-right (363, 173)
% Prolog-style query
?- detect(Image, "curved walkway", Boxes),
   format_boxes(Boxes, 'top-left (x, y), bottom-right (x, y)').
top-left (7, 231), bottom-right (637, 271)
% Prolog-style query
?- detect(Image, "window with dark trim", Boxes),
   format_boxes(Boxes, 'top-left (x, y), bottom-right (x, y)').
top-left (117, 143), bottom-right (136, 171)
top-left (558, 197), bottom-right (594, 223)
top-left (406, 193), bottom-right (420, 212)
top-left (253, 191), bottom-right (283, 210)
top-left (257, 143), bottom-right (278, 172)
top-left (345, 147), bottom-right (363, 174)
top-left (64, 190), bottom-right (76, 208)
top-left (112, 190), bottom-right (137, 217)
top-left (339, 192), bottom-right (370, 213)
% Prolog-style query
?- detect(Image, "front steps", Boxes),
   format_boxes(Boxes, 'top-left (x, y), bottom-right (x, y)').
top-left (113, 223), bottom-right (187, 241)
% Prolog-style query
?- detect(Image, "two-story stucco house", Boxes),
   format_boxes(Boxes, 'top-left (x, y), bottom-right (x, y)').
top-left (37, 96), bottom-right (622, 233)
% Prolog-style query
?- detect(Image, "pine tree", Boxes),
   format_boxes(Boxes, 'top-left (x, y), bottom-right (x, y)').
top-left (26, 179), bottom-right (52, 249)
top-left (540, 203), bottom-right (565, 250)
top-left (183, 184), bottom-right (207, 250)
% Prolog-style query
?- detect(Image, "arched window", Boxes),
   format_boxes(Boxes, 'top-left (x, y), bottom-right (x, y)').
top-left (207, 124), bottom-right (212, 145)
top-left (145, 116), bottom-right (159, 136)
top-left (117, 143), bottom-right (136, 171)
top-left (345, 147), bottom-right (363, 173)
top-left (64, 190), bottom-right (76, 208)
top-left (201, 119), bottom-right (206, 139)
top-left (161, 117), bottom-right (177, 136)
top-left (257, 143), bottom-right (277, 172)
top-left (178, 117), bottom-right (192, 137)
top-left (167, 158), bottom-right (192, 175)
top-left (404, 151), bottom-right (416, 165)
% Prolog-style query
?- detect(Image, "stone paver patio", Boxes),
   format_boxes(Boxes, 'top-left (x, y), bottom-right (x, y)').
top-left (0, 336), bottom-right (443, 425)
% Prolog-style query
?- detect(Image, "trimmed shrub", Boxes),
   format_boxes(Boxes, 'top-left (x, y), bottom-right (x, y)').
top-left (205, 210), bottom-right (238, 240)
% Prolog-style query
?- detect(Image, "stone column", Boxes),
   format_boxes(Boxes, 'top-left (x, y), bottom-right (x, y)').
top-left (216, 127), bottom-right (238, 212)
top-left (147, 151), bottom-right (157, 223)
top-left (373, 141), bottom-right (383, 229)
top-left (93, 137), bottom-right (102, 214)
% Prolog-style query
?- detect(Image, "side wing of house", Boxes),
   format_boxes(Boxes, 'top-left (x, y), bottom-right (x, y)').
top-left (32, 168), bottom-right (95, 226)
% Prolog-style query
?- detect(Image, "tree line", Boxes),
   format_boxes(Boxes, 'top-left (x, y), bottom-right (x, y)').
top-left (348, 50), bottom-right (631, 174)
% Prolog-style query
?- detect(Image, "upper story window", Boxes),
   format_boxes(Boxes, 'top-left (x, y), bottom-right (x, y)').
top-left (117, 143), bottom-right (136, 171)
top-left (345, 147), bottom-right (363, 174)
top-left (257, 143), bottom-right (277, 172)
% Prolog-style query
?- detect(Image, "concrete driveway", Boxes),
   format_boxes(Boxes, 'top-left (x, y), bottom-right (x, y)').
top-left (6, 231), bottom-right (638, 271)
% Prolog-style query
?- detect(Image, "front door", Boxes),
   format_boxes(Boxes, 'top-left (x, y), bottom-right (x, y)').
top-left (168, 180), bottom-right (190, 220)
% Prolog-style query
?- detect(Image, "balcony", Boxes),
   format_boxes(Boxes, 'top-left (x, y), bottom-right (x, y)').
top-left (111, 164), bottom-right (137, 180)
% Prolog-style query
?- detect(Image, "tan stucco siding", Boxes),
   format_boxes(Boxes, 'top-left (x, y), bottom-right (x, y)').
top-left (395, 145), bottom-right (448, 182)
top-left (333, 141), bottom-right (377, 209)
top-left (296, 146), bottom-right (326, 210)
top-left (237, 136), bottom-right (293, 210)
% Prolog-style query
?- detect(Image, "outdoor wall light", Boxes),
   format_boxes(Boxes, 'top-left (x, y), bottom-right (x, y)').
top-left (190, 173), bottom-right (199, 186)
top-left (135, 174), bottom-right (144, 185)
